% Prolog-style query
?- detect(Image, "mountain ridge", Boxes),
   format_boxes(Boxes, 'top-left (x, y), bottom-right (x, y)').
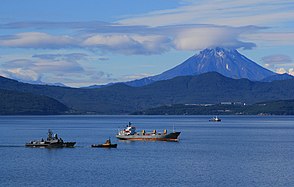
top-left (0, 88), bottom-right (69, 115)
top-left (261, 73), bottom-right (293, 82)
top-left (1, 72), bottom-right (294, 114)
top-left (124, 47), bottom-right (276, 87)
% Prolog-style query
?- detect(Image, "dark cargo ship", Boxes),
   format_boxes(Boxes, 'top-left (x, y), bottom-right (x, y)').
top-left (116, 122), bottom-right (181, 141)
top-left (25, 129), bottom-right (76, 148)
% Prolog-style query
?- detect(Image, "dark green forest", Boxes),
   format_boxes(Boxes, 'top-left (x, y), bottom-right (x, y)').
top-left (0, 89), bottom-right (68, 115)
top-left (0, 72), bottom-right (294, 115)
top-left (132, 100), bottom-right (294, 115)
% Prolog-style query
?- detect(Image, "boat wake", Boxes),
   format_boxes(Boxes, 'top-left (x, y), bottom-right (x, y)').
top-left (0, 145), bottom-right (24, 148)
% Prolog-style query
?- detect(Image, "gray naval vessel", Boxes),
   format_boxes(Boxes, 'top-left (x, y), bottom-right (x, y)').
top-left (116, 122), bottom-right (181, 141)
top-left (25, 129), bottom-right (76, 148)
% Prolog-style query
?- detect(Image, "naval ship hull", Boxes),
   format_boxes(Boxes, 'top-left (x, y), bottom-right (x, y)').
top-left (25, 142), bottom-right (76, 148)
top-left (116, 132), bottom-right (181, 141)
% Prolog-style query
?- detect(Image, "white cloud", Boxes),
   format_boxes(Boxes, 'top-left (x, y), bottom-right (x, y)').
top-left (0, 68), bottom-right (39, 82)
top-left (32, 53), bottom-right (88, 61)
top-left (243, 32), bottom-right (294, 46)
top-left (262, 55), bottom-right (292, 66)
top-left (0, 51), bottom-right (120, 87)
top-left (119, 0), bottom-right (294, 27)
top-left (0, 32), bottom-right (75, 48)
top-left (173, 27), bottom-right (256, 50)
top-left (0, 25), bottom-right (260, 55)
top-left (0, 32), bottom-right (173, 55)
top-left (276, 68), bottom-right (287, 74)
top-left (116, 0), bottom-right (294, 53)
top-left (82, 34), bottom-right (171, 55)
top-left (83, 35), bottom-right (132, 47)
top-left (275, 67), bottom-right (294, 76)
top-left (288, 68), bottom-right (294, 76)
top-left (262, 54), bottom-right (294, 75)
top-left (2, 58), bottom-right (84, 73)
top-left (0, 0), bottom-right (292, 56)
top-left (122, 73), bottom-right (154, 81)
top-left (97, 57), bottom-right (109, 61)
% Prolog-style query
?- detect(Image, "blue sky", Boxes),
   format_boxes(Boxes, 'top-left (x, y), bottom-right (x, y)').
top-left (0, 0), bottom-right (293, 87)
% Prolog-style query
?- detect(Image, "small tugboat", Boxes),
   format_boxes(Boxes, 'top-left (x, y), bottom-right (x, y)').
top-left (25, 129), bottom-right (76, 148)
top-left (91, 138), bottom-right (117, 148)
top-left (116, 122), bottom-right (181, 141)
top-left (209, 116), bottom-right (222, 122)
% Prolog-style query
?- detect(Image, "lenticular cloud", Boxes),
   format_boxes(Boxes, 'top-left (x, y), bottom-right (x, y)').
top-left (0, 24), bottom-right (261, 54)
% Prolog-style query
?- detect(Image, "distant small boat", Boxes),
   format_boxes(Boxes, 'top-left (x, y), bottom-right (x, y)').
top-left (91, 138), bottom-right (117, 148)
top-left (209, 116), bottom-right (221, 122)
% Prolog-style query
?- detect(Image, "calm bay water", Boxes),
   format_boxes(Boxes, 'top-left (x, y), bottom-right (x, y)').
top-left (0, 115), bottom-right (294, 187)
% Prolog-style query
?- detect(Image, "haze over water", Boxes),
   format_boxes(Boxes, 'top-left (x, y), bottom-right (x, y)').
top-left (0, 115), bottom-right (294, 186)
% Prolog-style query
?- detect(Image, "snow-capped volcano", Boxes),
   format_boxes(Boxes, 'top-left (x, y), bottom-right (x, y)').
top-left (126, 47), bottom-right (276, 87)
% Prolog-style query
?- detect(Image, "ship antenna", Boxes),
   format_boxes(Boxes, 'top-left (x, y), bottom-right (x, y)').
top-left (173, 125), bottom-right (175, 132)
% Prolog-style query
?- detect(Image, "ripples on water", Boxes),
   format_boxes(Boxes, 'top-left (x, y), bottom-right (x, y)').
top-left (0, 115), bottom-right (294, 187)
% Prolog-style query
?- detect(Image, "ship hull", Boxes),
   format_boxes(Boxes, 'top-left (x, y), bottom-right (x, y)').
top-left (91, 144), bottom-right (117, 148)
top-left (25, 142), bottom-right (76, 148)
top-left (116, 132), bottom-right (181, 141)
top-left (209, 119), bottom-right (221, 122)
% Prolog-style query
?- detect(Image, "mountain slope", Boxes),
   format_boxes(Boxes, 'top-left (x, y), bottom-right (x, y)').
top-left (126, 47), bottom-right (276, 87)
top-left (261, 73), bottom-right (293, 82)
top-left (1, 73), bottom-right (294, 114)
top-left (0, 89), bottom-right (69, 115)
top-left (132, 99), bottom-right (294, 115)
